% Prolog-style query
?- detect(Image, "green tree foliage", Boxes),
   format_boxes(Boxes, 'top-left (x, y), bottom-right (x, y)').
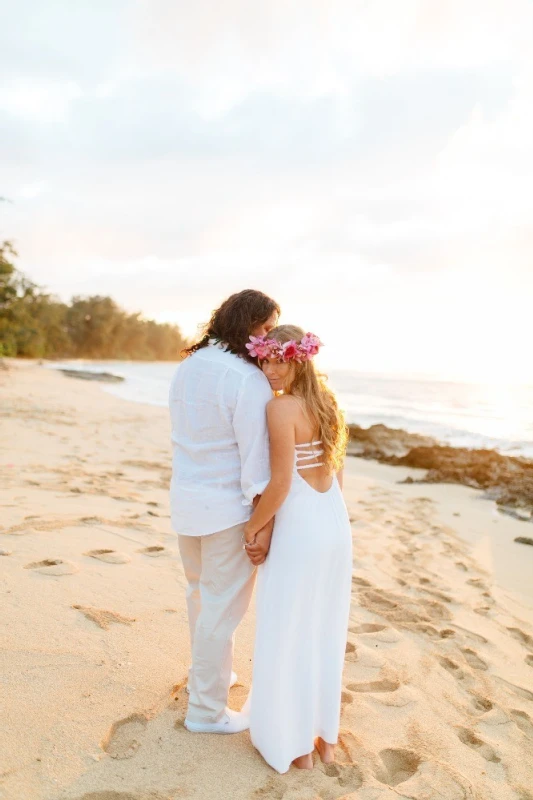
top-left (0, 242), bottom-right (187, 360)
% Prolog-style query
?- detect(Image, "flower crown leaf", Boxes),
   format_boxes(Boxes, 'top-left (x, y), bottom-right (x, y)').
top-left (246, 332), bottom-right (323, 362)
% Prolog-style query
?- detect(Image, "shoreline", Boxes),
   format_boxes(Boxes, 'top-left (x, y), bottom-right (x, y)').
top-left (11, 357), bottom-right (533, 460)
top-left (20, 358), bottom-right (533, 518)
top-left (1, 360), bottom-right (532, 799)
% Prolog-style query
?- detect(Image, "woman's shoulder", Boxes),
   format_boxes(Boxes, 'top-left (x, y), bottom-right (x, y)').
top-left (266, 394), bottom-right (301, 414)
top-left (266, 394), bottom-right (306, 424)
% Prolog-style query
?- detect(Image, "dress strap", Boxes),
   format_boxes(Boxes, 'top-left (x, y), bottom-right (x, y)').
top-left (295, 438), bottom-right (324, 471)
top-left (296, 450), bottom-right (324, 461)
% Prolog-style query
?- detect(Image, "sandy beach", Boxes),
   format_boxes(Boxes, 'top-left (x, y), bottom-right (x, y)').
top-left (1, 360), bottom-right (532, 800)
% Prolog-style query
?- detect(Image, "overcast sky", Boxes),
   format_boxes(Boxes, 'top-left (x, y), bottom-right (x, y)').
top-left (1, 0), bottom-right (532, 379)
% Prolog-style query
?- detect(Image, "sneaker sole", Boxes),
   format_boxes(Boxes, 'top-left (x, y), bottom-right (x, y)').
top-left (184, 719), bottom-right (248, 734)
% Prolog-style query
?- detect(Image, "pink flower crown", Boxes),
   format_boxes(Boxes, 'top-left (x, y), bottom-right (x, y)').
top-left (246, 332), bottom-right (323, 363)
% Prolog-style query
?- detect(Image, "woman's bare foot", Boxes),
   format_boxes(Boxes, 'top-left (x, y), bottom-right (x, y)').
top-left (292, 753), bottom-right (314, 769)
top-left (315, 737), bottom-right (335, 764)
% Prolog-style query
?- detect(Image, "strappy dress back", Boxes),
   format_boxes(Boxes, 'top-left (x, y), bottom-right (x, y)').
top-left (294, 440), bottom-right (324, 470)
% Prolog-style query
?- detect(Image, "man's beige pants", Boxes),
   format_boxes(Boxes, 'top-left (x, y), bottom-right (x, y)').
top-left (178, 522), bottom-right (256, 724)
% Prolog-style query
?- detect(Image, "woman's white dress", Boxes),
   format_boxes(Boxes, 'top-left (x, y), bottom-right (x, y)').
top-left (244, 440), bottom-right (353, 774)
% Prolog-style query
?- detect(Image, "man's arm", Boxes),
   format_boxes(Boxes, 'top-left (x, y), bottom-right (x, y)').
top-left (232, 372), bottom-right (274, 566)
top-left (233, 370), bottom-right (273, 506)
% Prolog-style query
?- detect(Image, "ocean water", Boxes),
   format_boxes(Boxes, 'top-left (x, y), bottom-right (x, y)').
top-left (46, 360), bottom-right (533, 459)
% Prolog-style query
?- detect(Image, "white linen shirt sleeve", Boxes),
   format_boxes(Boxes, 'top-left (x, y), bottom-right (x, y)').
top-left (232, 369), bottom-right (273, 506)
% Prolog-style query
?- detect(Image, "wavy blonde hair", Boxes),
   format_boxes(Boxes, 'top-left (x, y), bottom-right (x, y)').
top-left (265, 325), bottom-right (348, 472)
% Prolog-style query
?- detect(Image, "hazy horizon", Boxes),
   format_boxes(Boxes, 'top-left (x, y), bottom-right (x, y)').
top-left (2, 1), bottom-right (532, 381)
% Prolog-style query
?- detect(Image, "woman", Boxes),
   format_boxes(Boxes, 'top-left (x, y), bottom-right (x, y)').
top-left (240, 325), bottom-right (353, 773)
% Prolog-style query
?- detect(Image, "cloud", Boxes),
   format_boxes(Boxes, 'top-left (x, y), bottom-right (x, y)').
top-left (1, 0), bottom-right (532, 378)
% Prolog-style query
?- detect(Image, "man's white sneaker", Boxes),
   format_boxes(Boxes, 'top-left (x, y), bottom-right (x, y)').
top-left (184, 707), bottom-right (249, 734)
top-left (186, 670), bottom-right (238, 694)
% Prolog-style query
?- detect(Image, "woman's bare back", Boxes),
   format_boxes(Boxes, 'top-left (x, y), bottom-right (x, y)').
top-left (290, 396), bottom-right (334, 493)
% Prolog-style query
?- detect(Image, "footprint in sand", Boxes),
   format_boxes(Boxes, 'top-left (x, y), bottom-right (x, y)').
top-left (73, 605), bottom-right (136, 630)
top-left (73, 792), bottom-right (164, 800)
top-left (251, 776), bottom-right (287, 799)
top-left (84, 549), bottom-right (131, 564)
top-left (493, 675), bottom-right (533, 701)
top-left (411, 622), bottom-right (440, 638)
top-left (350, 623), bottom-right (387, 634)
top-left (471, 695), bottom-right (493, 713)
top-left (24, 558), bottom-right (78, 575)
top-left (374, 748), bottom-right (422, 787)
top-left (461, 647), bottom-right (488, 671)
top-left (101, 712), bottom-right (148, 759)
top-left (0, 548), bottom-right (12, 556)
top-left (452, 624), bottom-right (489, 645)
top-left (137, 545), bottom-right (168, 557)
top-left (322, 762), bottom-right (364, 790)
top-left (345, 641), bottom-right (357, 662)
top-left (509, 709), bottom-right (533, 739)
top-left (466, 577), bottom-right (489, 589)
top-left (352, 575), bottom-right (372, 588)
top-left (507, 627), bottom-right (533, 649)
top-left (437, 656), bottom-right (469, 683)
top-left (347, 678), bottom-right (400, 693)
top-left (456, 726), bottom-right (501, 762)
top-left (419, 586), bottom-right (453, 603)
top-left (349, 623), bottom-right (402, 644)
top-left (5, 527), bottom-right (38, 536)
top-left (361, 590), bottom-right (398, 610)
top-left (398, 565), bottom-right (413, 575)
top-left (525, 655), bottom-right (533, 667)
top-left (439, 628), bottom-right (456, 638)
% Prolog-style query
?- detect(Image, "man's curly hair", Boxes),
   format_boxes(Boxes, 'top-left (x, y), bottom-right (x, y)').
top-left (181, 289), bottom-right (280, 363)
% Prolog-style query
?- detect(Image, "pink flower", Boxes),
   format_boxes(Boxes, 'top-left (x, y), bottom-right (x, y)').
top-left (246, 335), bottom-right (268, 359)
top-left (247, 332), bottom-right (323, 362)
top-left (281, 341), bottom-right (299, 361)
top-left (246, 335), bottom-right (277, 360)
top-left (300, 333), bottom-right (323, 356)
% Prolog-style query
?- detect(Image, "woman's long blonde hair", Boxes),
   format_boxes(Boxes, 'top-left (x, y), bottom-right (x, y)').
top-left (266, 325), bottom-right (348, 472)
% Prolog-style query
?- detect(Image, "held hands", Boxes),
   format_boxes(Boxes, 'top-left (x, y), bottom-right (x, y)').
top-left (244, 518), bottom-right (274, 566)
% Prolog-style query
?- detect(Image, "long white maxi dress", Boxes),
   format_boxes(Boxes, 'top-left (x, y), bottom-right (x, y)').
top-left (245, 440), bottom-right (353, 774)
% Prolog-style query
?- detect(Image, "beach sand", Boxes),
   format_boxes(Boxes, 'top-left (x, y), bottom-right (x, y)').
top-left (1, 360), bottom-right (532, 800)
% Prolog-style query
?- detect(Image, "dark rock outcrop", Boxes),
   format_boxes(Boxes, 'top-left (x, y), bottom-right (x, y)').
top-left (347, 423), bottom-right (533, 519)
top-left (60, 369), bottom-right (124, 383)
top-left (347, 423), bottom-right (435, 459)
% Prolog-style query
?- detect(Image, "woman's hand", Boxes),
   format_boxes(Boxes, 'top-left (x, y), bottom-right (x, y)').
top-left (245, 519), bottom-right (274, 566)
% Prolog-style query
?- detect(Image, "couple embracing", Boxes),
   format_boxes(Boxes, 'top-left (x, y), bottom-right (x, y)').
top-left (169, 289), bottom-right (352, 773)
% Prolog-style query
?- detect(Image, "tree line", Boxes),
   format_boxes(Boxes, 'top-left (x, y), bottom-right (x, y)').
top-left (0, 241), bottom-right (188, 360)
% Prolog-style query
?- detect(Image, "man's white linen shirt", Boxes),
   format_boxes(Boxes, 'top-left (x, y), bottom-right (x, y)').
top-left (169, 341), bottom-right (272, 536)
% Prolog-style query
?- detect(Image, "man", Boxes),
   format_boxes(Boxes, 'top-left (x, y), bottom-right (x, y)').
top-left (169, 289), bottom-right (280, 734)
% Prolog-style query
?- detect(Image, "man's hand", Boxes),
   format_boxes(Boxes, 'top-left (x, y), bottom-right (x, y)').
top-left (245, 520), bottom-right (274, 566)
